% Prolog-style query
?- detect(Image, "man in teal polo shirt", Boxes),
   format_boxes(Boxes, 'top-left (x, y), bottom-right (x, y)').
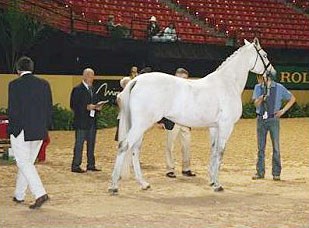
top-left (252, 74), bottom-right (296, 181)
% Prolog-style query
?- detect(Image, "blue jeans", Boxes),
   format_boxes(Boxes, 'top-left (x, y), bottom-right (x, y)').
top-left (256, 117), bottom-right (281, 177)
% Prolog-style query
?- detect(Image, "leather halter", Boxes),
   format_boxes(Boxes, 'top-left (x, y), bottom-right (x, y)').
top-left (251, 45), bottom-right (272, 76)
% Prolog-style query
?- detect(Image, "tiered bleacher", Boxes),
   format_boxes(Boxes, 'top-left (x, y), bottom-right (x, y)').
top-left (64, 0), bottom-right (226, 44)
top-left (174, 0), bottom-right (309, 48)
top-left (289, 0), bottom-right (309, 12)
top-left (1, 0), bottom-right (309, 48)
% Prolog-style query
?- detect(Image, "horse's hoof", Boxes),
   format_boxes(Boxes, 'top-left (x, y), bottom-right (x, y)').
top-left (108, 188), bottom-right (119, 195)
top-left (141, 184), bottom-right (151, 190)
top-left (214, 186), bottom-right (224, 192)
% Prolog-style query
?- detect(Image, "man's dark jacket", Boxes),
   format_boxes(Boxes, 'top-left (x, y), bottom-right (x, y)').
top-left (8, 73), bottom-right (53, 141)
top-left (70, 83), bottom-right (98, 130)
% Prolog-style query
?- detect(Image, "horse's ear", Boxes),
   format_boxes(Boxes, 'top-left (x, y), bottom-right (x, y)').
top-left (253, 37), bottom-right (261, 48)
top-left (244, 39), bottom-right (251, 45)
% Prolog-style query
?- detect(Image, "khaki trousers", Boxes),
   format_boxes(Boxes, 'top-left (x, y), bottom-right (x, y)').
top-left (165, 124), bottom-right (191, 173)
top-left (10, 130), bottom-right (46, 200)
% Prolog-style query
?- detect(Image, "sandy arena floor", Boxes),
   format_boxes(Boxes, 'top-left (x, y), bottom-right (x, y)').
top-left (0, 118), bottom-right (308, 228)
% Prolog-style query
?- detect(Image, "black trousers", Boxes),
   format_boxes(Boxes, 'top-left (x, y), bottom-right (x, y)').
top-left (72, 124), bottom-right (97, 170)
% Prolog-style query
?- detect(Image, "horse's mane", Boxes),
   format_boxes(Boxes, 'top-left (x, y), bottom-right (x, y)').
top-left (215, 45), bottom-right (248, 72)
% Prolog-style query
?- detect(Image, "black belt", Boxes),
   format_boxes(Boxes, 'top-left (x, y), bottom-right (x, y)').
top-left (256, 113), bottom-right (275, 119)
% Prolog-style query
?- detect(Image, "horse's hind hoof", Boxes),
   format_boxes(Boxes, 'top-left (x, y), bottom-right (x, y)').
top-left (108, 188), bottom-right (119, 195)
top-left (214, 186), bottom-right (224, 192)
top-left (141, 184), bottom-right (151, 190)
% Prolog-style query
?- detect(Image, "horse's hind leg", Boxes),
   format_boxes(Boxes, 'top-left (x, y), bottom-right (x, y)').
top-left (109, 140), bottom-right (129, 193)
top-left (131, 137), bottom-right (150, 190)
top-left (126, 119), bottom-right (154, 190)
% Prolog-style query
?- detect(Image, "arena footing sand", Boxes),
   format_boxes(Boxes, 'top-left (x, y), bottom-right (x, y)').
top-left (1, 118), bottom-right (308, 228)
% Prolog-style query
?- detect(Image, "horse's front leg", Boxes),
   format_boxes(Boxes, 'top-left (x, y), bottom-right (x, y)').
top-left (209, 144), bottom-right (225, 192)
top-left (209, 128), bottom-right (218, 185)
top-left (209, 124), bottom-right (234, 192)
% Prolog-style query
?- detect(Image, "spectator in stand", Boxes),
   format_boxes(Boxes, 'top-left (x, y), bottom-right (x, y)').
top-left (147, 16), bottom-right (162, 41)
top-left (129, 66), bottom-right (138, 79)
top-left (106, 15), bottom-right (130, 38)
top-left (162, 23), bottom-right (179, 42)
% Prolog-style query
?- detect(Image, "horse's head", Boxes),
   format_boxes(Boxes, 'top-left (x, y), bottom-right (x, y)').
top-left (245, 38), bottom-right (276, 79)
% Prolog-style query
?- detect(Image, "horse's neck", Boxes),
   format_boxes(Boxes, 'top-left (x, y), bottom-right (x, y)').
top-left (216, 52), bottom-right (251, 95)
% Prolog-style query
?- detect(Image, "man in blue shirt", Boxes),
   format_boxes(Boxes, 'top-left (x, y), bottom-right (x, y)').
top-left (252, 74), bottom-right (296, 181)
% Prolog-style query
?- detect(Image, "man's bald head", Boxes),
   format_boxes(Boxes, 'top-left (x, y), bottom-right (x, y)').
top-left (175, 68), bottom-right (189, 79)
top-left (83, 68), bottom-right (95, 86)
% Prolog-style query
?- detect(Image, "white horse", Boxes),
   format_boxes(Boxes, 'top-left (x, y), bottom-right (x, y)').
top-left (109, 38), bottom-right (276, 193)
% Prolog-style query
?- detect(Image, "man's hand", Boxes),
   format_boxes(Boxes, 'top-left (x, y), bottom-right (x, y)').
top-left (275, 94), bottom-right (296, 118)
top-left (95, 104), bottom-right (103, 111)
top-left (87, 104), bottom-right (96, 111)
top-left (254, 95), bottom-right (265, 107)
top-left (275, 109), bottom-right (286, 118)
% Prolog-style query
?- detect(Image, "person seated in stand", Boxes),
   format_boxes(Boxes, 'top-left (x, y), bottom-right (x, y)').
top-left (147, 16), bottom-right (162, 41)
top-left (162, 23), bottom-right (179, 42)
top-left (106, 15), bottom-right (130, 38)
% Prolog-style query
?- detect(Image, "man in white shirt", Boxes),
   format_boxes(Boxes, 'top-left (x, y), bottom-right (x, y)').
top-left (165, 68), bottom-right (196, 178)
top-left (70, 68), bottom-right (103, 173)
top-left (8, 56), bottom-right (52, 209)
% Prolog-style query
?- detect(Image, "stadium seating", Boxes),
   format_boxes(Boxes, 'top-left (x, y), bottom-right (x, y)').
top-left (0, 0), bottom-right (72, 32)
top-left (1, 0), bottom-right (309, 48)
top-left (66, 0), bottom-right (227, 44)
top-left (288, 0), bottom-right (309, 12)
top-left (173, 0), bottom-right (309, 48)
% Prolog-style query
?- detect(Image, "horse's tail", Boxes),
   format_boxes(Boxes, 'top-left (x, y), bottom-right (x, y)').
top-left (118, 79), bottom-right (137, 179)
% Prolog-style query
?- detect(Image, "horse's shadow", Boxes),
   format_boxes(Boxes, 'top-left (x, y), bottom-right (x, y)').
top-left (115, 176), bottom-right (307, 207)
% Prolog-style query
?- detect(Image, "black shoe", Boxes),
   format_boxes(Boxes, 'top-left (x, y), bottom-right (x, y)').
top-left (13, 197), bottom-right (24, 203)
top-left (29, 194), bottom-right (49, 209)
top-left (273, 176), bottom-right (281, 181)
top-left (182, 170), bottom-right (196, 177)
top-left (71, 167), bottom-right (86, 173)
top-left (252, 174), bottom-right (265, 180)
top-left (87, 167), bottom-right (101, 172)
top-left (166, 172), bottom-right (176, 178)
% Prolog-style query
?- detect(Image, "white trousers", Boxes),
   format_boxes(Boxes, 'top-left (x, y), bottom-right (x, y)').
top-left (10, 130), bottom-right (46, 200)
top-left (165, 124), bottom-right (191, 173)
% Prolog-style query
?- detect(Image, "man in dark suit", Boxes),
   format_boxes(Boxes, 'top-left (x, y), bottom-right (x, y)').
top-left (70, 68), bottom-right (103, 173)
top-left (8, 56), bottom-right (52, 209)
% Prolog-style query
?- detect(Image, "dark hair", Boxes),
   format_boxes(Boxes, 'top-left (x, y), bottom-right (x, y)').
top-left (108, 15), bottom-right (114, 21)
top-left (139, 67), bottom-right (152, 74)
top-left (16, 56), bottom-right (34, 72)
